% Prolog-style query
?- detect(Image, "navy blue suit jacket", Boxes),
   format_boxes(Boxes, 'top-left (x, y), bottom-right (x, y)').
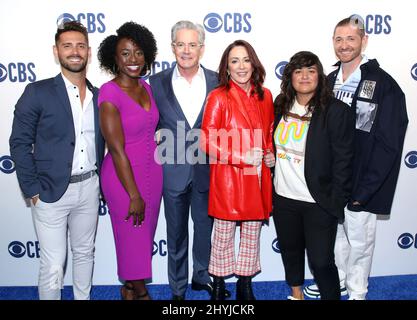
top-left (9, 74), bottom-right (105, 203)
top-left (149, 66), bottom-right (218, 192)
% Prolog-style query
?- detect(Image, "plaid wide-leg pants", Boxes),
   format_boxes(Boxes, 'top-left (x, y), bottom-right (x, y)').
top-left (208, 218), bottom-right (262, 277)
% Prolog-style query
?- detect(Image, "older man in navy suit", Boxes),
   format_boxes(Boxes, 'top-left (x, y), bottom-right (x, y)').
top-left (150, 20), bottom-right (229, 300)
top-left (9, 21), bottom-right (104, 300)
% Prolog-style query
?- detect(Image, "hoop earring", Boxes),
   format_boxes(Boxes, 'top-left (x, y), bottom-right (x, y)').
top-left (139, 63), bottom-right (151, 78)
top-left (112, 64), bottom-right (119, 75)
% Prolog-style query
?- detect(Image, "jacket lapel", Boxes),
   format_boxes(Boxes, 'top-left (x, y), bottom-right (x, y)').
top-left (272, 112), bottom-right (282, 156)
top-left (193, 66), bottom-right (218, 129)
top-left (53, 74), bottom-right (74, 121)
top-left (229, 86), bottom-right (253, 131)
top-left (162, 68), bottom-right (190, 129)
top-left (327, 62), bottom-right (340, 88)
top-left (87, 79), bottom-right (101, 165)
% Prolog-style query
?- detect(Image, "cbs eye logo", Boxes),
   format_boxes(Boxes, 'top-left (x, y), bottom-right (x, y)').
top-left (275, 61), bottom-right (288, 80)
top-left (0, 63), bottom-right (7, 82)
top-left (203, 12), bottom-right (251, 33)
top-left (272, 238), bottom-right (281, 253)
top-left (203, 13), bottom-right (223, 33)
top-left (397, 233), bottom-right (417, 249)
top-left (411, 63), bottom-right (417, 81)
top-left (8, 241), bottom-right (26, 258)
top-left (56, 13), bottom-right (75, 25)
top-left (404, 151), bottom-right (417, 169)
top-left (0, 156), bottom-right (16, 174)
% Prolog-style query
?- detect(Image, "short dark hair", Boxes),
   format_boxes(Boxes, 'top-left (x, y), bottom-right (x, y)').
top-left (97, 21), bottom-right (157, 76)
top-left (55, 20), bottom-right (88, 44)
top-left (218, 40), bottom-right (266, 100)
top-left (274, 51), bottom-right (333, 119)
top-left (334, 15), bottom-right (366, 38)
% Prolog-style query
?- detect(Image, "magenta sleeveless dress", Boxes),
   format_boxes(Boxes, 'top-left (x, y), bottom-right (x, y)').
top-left (98, 79), bottom-right (162, 280)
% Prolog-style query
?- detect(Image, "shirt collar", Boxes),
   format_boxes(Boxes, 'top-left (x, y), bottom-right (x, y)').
top-left (337, 55), bottom-right (369, 84)
top-left (173, 64), bottom-right (204, 81)
top-left (340, 54), bottom-right (369, 73)
top-left (61, 73), bottom-right (93, 102)
top-left (61, 73), bottom-right (82, 90)
top-left (359, 54), bottom-right (369, 67)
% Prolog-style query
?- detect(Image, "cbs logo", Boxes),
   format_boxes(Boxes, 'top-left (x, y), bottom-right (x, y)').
top-left (0, 155), bottom-right (16, 174)
top-left (8, 241), bottom-right (40, 258)
top-left (411, 63), bottom-right (417, 81)
top-left (150, 61), bottom-right (176, 78)
top-left (397, 233), bottom-right (417, 249)
top-left (404, 151), bottom-right (417, 169)
top-left (126, 60), bottom-right (175, 81)
top-left (0, 62), bottom-right (36, 83)
top-left (57, 13), bottom-right (105, 33)
top-left (272, 238), bottom-right (281, 253)
top-left (203, 12), bottom-right (251, 33)
top-left (350, 14), bottom-right (391, 34)
top-left (98, 198), bottom-right (109, 216)
top-left (275, 61), bottom-right (288, 80)
top-left (152, 239), bottom-right (167, 256)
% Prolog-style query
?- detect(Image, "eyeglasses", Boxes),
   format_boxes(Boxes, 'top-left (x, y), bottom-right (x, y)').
top-left (172, 42), bottom-right (203, 52)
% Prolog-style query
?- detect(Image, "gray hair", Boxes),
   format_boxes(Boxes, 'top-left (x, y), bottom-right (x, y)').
top-left (171, 20), bottom-right (205, 44)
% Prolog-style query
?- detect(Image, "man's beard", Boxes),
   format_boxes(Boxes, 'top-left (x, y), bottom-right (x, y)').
top-left (59, 55), bottom-right (88, 73)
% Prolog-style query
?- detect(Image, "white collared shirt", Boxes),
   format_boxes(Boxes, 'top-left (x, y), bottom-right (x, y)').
top-left (172, 64), bottom-right (207, 128)
top-left (62, 74), bottom-right (96, 175)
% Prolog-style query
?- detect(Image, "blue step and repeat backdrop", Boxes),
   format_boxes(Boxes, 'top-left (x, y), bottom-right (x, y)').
top-left (1, 0), bottom-right (416, 286)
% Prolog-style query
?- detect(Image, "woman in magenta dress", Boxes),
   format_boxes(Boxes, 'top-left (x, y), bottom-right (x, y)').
top-left (97, 22), bottom-right (162, 300)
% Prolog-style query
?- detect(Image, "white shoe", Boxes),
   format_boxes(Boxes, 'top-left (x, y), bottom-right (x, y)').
top-left (287, 295), bottom-right (301, 300)
top-left (303, 281), bottom-right (348, 299)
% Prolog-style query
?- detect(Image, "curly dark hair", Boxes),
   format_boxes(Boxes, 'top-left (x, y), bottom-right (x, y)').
top-left (274, 51), bottom-right (333, 119)
top-left (218, 40), bottom-right (266, 100)
top-left (97, 21), bottom-right (157, 76)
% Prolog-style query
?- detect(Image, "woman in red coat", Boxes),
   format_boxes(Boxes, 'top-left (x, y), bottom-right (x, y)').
top-left (201, 40), bottom-right (275, 300)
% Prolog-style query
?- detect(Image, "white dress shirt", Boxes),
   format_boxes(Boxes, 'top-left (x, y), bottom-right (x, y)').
top-left (172, 65), bottom-right (207, 128)
top-left (62, 74), bottom-right (96, 175)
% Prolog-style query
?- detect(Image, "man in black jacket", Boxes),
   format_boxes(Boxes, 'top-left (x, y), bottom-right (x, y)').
top-left (304, 15), bottom-right (408, 300)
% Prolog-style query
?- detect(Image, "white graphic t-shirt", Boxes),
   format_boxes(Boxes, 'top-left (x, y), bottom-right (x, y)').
top-left (273, 99), bottom-right (315, 203)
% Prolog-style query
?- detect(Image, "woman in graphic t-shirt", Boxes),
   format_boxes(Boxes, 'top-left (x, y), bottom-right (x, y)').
top-left (271, 51), bottom-right (355, 300)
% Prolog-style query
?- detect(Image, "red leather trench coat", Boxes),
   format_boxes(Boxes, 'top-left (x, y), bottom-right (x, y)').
top-left (201, 84), bottom-right (274, 221)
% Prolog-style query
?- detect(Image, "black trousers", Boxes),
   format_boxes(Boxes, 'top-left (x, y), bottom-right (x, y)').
top-left (272, 192), bottom-right (340, 300)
